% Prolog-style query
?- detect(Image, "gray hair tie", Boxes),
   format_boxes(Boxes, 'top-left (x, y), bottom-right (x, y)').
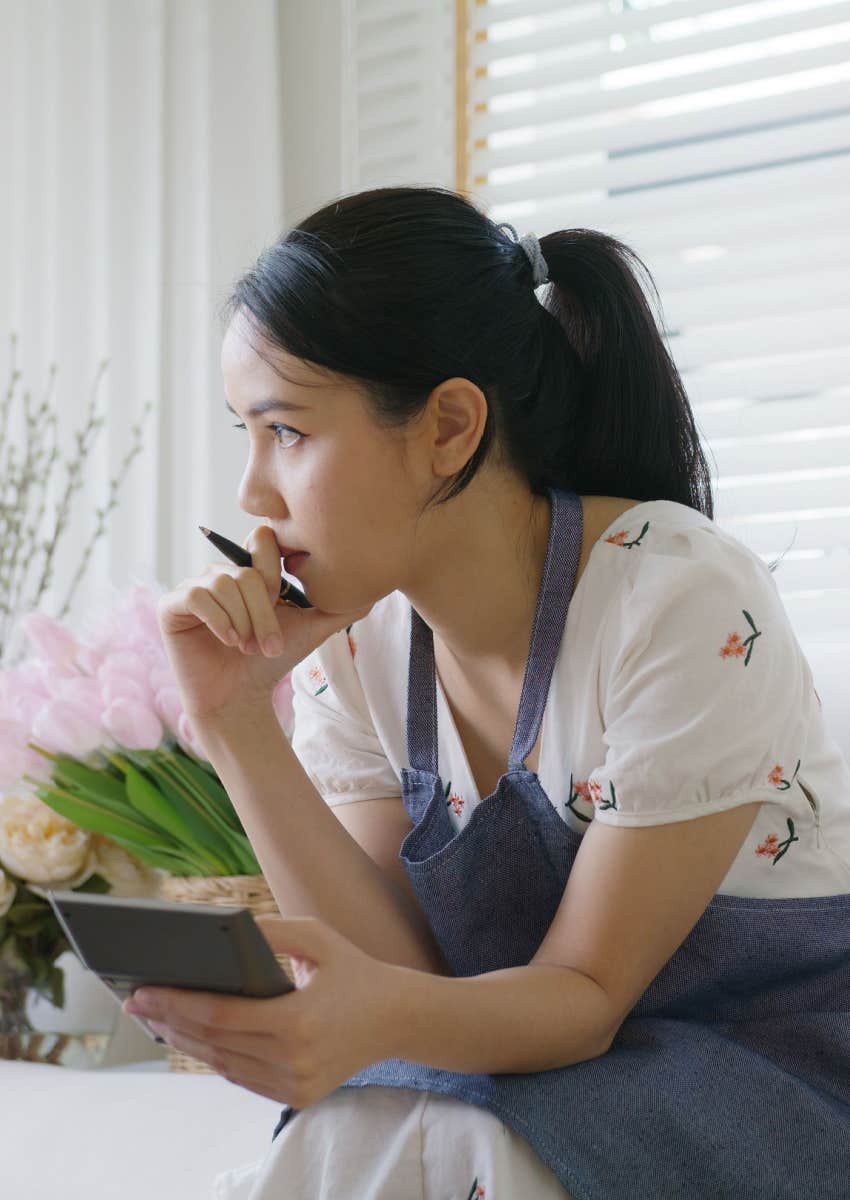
top-left (497, 222), bottom-right (549, 287)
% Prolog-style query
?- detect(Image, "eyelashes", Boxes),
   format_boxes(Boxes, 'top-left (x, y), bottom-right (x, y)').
top-left (231, 421), bottom-right (304, 449)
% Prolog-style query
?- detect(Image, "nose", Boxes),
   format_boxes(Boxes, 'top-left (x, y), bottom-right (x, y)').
top-left (237, 455), bottom-right (287, 519)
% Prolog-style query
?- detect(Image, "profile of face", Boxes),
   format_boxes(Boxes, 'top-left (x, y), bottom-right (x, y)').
top-left (221, 309), bottom-right (434, 614)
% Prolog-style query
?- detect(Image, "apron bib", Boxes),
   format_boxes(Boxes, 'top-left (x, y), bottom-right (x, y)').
top-left (274, 487), bottom-right (850, 1199)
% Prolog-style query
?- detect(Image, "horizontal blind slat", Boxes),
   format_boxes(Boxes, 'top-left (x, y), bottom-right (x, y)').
top-left (472, 108), bottom-right (850, 206)
top-left (457, 3), bottom-right (850, 633)
top-left (467, 0), bottom-right (814, 44)
top-left (471, 42), bottom-right (850, 161)
top-left (469, 3), bottom-right (850, 85)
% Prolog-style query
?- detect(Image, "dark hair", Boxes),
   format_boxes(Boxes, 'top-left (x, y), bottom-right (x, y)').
top-left (221, 185), bottom-right (714, 518)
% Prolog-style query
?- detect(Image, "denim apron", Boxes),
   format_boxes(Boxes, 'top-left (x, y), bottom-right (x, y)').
top-left (273, 487), bottom-right (850, 1199)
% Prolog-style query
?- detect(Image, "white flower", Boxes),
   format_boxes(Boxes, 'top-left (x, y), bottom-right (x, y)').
top-left (0, 867), bottom-right (16, 917)
top-left (89, 834), bottom-right (163, 897)
top-left (0, 792), bottom-right (93, 886)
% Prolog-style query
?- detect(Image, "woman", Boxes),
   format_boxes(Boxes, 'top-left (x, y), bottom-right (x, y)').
top-left (131, 187), bottom-right (850, 1198)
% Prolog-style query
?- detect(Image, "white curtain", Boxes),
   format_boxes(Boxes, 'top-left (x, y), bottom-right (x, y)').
top-left (0, 0), bottom-right (284, 663)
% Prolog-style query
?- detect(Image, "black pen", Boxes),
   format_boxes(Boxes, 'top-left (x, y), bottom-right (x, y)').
top-left (198, 526), bottom-right (314, 609)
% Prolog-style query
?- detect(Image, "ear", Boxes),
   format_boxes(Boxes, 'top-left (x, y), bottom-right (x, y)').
top-left (426, 377), bottom-right (488, 479)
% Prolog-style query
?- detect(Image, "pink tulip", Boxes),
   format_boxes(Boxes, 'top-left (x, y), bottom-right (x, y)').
top-left (31, 699), bottom-right (103, 758)
top-left (154, 686), bottom-right (184, 734)
top-left (74, 644), bottom-right (108, 675)
top-left (127, 582), bottom-right (165, 642)
top-left (55, 676), bottom-right (107, 721)
top-left (101, 698), bottom-right (164, 750)
top-left (19, 612), bottom-right (81, 671)
top-left (149, 664), bottom-right (175, 694)
top-left (97, 650), bottom-right (151, 689)
top-left (30, 658), bottom-right (80, 698)
top-left (101, 675), bottom-right (149, 708)
top-left (0, 663), bottom-right (52, 726)
top-left (177, 712), bottom-right (210, 762)
top-left (0, 661), bottom-right (51, 703)
top-left (0, 738), bottom-right (53, 790)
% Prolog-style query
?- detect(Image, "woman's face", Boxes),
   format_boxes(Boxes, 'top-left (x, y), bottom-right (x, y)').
top-left (221, 311), bottom-right (428, 613)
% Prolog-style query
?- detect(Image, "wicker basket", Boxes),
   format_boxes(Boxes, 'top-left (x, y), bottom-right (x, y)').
top-left (159, 874), bottom-right (294, 1075)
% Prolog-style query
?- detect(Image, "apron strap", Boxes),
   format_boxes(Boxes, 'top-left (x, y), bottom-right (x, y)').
top-left (509, 488), bottom-right (583, 768)
top-left (407, 605), bottom-right (440, 775)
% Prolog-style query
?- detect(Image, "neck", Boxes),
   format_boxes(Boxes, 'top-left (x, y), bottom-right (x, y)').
top-left (401, 472), bottom-right (553, 676)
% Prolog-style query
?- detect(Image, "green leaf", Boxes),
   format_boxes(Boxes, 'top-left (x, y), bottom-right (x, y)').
top-left (111, 836), bottom-right (211, 877)
top-left (7, 918), bottom-right (46, 937)
top-left (51, 756), bottom-right (128, 806)
top-left (122, 761), bottom-right (217, 857)
top-left (75, 872), bottom-right (112, 895)
top-left (164, 751), bottom-right (245, 834)
top-left (47, 962), bottom-right (65, 1009)
top-left (135, 757), bottom-right (243, 868)
top-left (37, 786), bottom-right (184, 850)
top-left (51, 760), bottom-right (160, 832)
top-left (150, 757), bottom-right (258, 873)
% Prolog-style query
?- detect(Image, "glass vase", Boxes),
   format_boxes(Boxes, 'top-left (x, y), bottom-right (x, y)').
top-left (0, 950), bottom-right (118, 1068)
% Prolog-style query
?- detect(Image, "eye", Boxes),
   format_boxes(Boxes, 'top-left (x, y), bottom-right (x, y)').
top-left (231, 422), bottom-right (304, 449)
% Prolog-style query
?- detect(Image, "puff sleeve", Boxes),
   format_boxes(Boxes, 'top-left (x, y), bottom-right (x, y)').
top-left (289, 630), bottom-right (402, 805)
top-left (587, 524), bottom-right (815, 827)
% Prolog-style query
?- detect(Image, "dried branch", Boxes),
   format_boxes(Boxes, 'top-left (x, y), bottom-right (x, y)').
top-left (0, 333), bottom-right (153, 665)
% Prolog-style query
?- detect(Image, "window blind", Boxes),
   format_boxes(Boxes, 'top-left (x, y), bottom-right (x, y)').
top-left (461, 0), bottom-right (850, 637)
top-left (343, 0), bottom-right (456, 190)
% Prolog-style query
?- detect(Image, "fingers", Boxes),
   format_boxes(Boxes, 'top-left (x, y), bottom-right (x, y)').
top-left (242, 524), bottom-right (284, 604)
top-left (208, 568), bottom-right (283, 657)
top-left (181, 583), bottom-right (242, 648)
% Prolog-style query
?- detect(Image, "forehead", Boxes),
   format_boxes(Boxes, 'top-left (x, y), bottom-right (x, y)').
top-left (221, 311), bottom-right (325, 389)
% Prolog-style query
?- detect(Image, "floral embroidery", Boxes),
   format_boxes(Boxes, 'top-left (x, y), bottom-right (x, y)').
top-left (756, 818), bottom-right (799, 864)
top-left (589, 777), bottom-right (618, 810)
top-left (308, 665), bottom-right (328, 696)
top-left (565, 774), bottom-right (593, 823)
top-left (345, 623), bottom-right (357, 659)
top-left (444, 779), bottom-right (465, 816)
top-left (719, 610), bottom-right (762, 666)
top-left (768, 758), bottom-right (800, 791)
top-left (605, 520), bottom-right (650, 549)
top-left (464, 1180), bottom-right (485, 1200)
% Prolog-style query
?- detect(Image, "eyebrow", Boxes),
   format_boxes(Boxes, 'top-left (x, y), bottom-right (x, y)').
top-left (224, 397), bottom-right (312, 418)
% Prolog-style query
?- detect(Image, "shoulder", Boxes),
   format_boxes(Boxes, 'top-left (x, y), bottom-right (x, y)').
top-left (592, 499), bottom-right (796, 663)
top-left (292, 588), bottom-right (410, 700)
top-left (594, 497), bottom-right (771, 592)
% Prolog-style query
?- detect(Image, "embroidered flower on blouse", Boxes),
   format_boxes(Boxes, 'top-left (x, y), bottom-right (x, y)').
top-left (604, 520), bottom-right (650, 549)
top-left (464, 1180), bottom-right (485, 1200)
top-left (308, 665), bottom-right (328, 696)
top-left (345, 623), bottom-right (357, 659)
top-left (443, 779), bottom-right (465, 816)
top-left (719, 610), bottom-right (762, 666)
top-left (589, 778), bottom-right (618, 810)
top-left (755, 818), bottom-right (799, 864)
top-left (565, 774), bottom-right (593, 823)
top-left (768, 758), bottom-right (800, 790)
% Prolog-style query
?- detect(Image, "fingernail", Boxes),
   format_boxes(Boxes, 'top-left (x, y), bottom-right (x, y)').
top-left (264, 635), bottom-right (283, 655)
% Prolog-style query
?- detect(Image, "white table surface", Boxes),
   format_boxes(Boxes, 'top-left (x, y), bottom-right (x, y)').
top-left (0, 1058), bottom-right (282, 1200)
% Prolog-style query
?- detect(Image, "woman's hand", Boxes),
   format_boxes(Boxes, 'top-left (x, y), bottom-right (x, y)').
top-left (157, 524), bottom-right (372, 724)
top-left (122, 914), bottom-right (403, 1109)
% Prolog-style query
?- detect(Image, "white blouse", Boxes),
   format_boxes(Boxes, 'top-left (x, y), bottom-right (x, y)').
top-left (289, 498), bottom-right (850, 899)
